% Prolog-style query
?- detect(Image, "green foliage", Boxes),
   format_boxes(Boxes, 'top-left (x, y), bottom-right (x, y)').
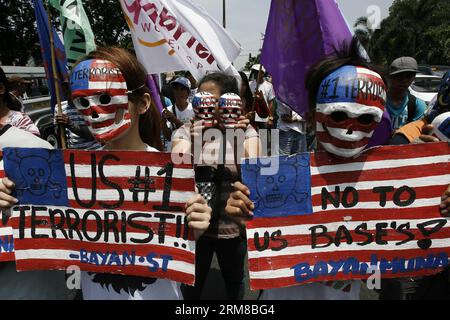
top-left (0, 0), bottom-right (132, 66)
top-left (243, 53), bottom-right (260, 71)
top-left (355, 0), bottom-right (450, 66)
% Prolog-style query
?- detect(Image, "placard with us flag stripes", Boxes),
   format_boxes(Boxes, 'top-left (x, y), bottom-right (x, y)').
top-left (1, 148), bottom-right (197, 286)
top-left (242, 142), bottom-right (450, 290)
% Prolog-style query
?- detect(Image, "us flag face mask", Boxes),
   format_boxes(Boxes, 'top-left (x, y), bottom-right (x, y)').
top-left (315, 65), bottom-right (386, 158)
top-left (70, 59), bottom-right (132, 143)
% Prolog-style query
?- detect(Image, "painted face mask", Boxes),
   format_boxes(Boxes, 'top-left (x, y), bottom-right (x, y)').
top-left (70, 59), bottom-right (131, 143)
top-left (219, 93), bottom-right (242, 128)
top-left (315, 65), bottom-right (386, 158)
top-left (192, 91), bottom-right (218, 127)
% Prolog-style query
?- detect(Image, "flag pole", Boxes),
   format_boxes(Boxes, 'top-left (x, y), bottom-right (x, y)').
top-left (47, 7), bottom-right (67, 149)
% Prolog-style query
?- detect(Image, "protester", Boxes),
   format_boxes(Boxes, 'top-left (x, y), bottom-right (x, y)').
top-left (386, 57), bottom-right (427, 130)
top-left (163, 76), bottom-right (195, 130)
top-left (238, 71), bottom-right (253, 116)
top-left (172, 72), bottom-right (260, 300)
top-left (277, 101), bottom-right (307, 155)
top-left (378, 71), bottom-right (450, 300)
top-left (225, 39), bottom-right (390, 300)
top-left (8, 75), bottom-right (31, 112)
top-left (54, 81), bottom-right (101, 150)
top-left (0, 47), bottom-right (211, 300)
top-left (0, 67), bottom-right (40, 136)
top-left (249, 65), bottom-right (276, 128)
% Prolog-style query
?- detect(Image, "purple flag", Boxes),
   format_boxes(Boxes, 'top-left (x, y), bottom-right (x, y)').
top-left (261, 0), bottom-right (352, 116)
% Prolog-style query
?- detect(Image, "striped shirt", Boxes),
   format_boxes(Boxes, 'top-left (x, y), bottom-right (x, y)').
top-left (0, 111), bottom-right (40, 136)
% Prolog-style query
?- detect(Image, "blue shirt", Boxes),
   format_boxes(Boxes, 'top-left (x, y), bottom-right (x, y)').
top-left (386, 94), bottom-right (426, 130)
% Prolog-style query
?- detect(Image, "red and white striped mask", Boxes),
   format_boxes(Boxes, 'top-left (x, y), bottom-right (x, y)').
top-left (219, 93), bottom-right (242, 128)
top-left (70, 59), bottom-right (131, 143)
top-left (315, 65), bottom-right (386, 158)
top-left (192, 91), bottom-right (218, 127)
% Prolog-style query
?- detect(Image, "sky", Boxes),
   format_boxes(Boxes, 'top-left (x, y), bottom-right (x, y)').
top-left (193, 0), bottom-right (394, 70)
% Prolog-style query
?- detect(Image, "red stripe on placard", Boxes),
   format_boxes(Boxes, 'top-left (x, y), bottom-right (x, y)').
top-left (67, 176), bottom-right (195, 192)
top-left (311, 163), bottom-right (448, 186)
top-left (14, 238), bottom-right (195, 264)
top-left (15, 259), bottom-right (195, 285)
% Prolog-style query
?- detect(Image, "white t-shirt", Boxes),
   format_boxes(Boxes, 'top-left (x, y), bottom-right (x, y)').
top-left (260, 281), bottom-right (361, 300)
top-left (81, 144), bottom-right (183, 300)
top-left (167, 103), bottom-right (195, 126)
top-left (249, 80), bottom-right (275, 122)
top-left (277, 101), bottom-right (305, 133)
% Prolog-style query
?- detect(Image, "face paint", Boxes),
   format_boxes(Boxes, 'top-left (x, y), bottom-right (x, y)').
top-left (315, 65), bottom-right (386, 158)
top-left (70, 59), bottom-right (131, 143)
top-left (431, 111), bottom-right (450, 142)
top-left (218, 93), bottom-right (242, 128)
top-left (192, 91), bottom-right (218, 127)
top-left (425, 71), bottom-right (450, 123)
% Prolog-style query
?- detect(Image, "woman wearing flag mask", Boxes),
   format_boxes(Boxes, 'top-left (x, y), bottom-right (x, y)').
top-left (0, 47), bottom-right (211, 300)
top-left (225, 39), bottom-right (450, 300)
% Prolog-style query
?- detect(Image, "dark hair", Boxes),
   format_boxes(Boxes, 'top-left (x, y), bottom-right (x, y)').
top-left (77, 47), bottom-right (163, 151)
top-left (197, 72), bottom-right (239, 95)
top-left (0, 67), bottom-right (19, 110)
top-left (239, 71), bottom-right (253, 114)
top-left (305, 37), bottom-right (387, 113)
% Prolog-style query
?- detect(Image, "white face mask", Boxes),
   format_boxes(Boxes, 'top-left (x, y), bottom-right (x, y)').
top-left (70, 59), bottom-right (131, 143)
top-left (315, 65), bottom-right (386, 158)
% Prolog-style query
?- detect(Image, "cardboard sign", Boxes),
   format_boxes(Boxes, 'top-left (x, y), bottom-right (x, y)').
top-left (242, 142), bottom-right (450, 290)
top-left (2, 148), bottom-right (196, 285)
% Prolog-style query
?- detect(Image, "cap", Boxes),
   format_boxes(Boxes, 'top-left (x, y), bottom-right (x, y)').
top-left (389, 57), bottom-right (419, 75)
top-left (8, 75), bottom-right (31, 85)
top-left (251, 64), bottom-right (266, 73)
top-left (171, 77), bottom-right (191, 90)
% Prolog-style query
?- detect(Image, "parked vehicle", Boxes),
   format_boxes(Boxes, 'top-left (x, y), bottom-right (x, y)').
top-left (409, 74), bottom-right (441, 105)
top-left (2, 65), bottom-right (58, 147)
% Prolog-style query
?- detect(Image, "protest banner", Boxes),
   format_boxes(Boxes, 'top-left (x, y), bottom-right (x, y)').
top-left (119, 0), bottom-right (241, 80)
top-left (2, 148), bottom-right (197, 285)
top-left (242, 142), bottom-right (450, 290)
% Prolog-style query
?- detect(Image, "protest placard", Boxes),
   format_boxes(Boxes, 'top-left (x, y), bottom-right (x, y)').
top-left (242, 142), bottom-right (450, 290)
top-left (2, 148), bottom-right (197, 285)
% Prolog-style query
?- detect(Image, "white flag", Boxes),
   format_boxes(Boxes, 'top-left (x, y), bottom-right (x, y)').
top-left (120, 0), bottom-right (242, 80)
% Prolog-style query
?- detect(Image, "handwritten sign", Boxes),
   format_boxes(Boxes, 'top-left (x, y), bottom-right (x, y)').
top-left (242, 142), bottom-right (450, 290)
top-left (2, 148), bottom-right (196, 285)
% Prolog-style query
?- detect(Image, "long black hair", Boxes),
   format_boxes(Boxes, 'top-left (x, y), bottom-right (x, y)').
top-left (0, 67), bottom-right (19, 110)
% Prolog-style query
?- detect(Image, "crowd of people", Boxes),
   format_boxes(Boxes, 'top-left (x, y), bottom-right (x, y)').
top-left (0, 35), bottom-right (449, 300)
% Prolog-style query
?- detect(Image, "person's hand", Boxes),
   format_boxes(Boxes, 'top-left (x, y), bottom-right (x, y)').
top-left (230, 116), bottom-right (250, 130)
top-left (0, 177), bottom-right (18, 209)
top-left (419, 124), bottom-right (440, 143)
top-left (55, 113), bottom-right (71, 127)
top-left (254, 90), bottom-right (264, 102)
top-left (185, 194), bottom-right (211, 239)
top-left (441, 184), bottom-right (450, 217)
top-left (162, 109), bottom-right (177, 122)
top-left (225, 181), bottom-right (254, 227)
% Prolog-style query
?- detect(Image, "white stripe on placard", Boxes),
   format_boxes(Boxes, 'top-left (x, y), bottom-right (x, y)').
top-left (14, 249), bottom-right (195, 275)
top-left (247, 218), bottom-right (450, 238)
top-left (310, 155), bottom-right (449, 175)
top-left (247, 238), bottom-right (450, 259)
top-left (0, 227), bottom-right (13, 237)
top-left (311, 175), bottom-right (449, 195)
top-left (64, 164), bottom-right (195, 180)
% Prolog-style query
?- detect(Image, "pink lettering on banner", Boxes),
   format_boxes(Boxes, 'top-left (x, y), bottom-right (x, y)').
top-left (124, 0), bottom-right (216, 66)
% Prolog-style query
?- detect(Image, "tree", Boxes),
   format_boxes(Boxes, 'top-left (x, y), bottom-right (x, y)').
top-left (360, 0), bottom-right (450, 66)
top-left (0, 0), bottom-right (41, 65)
top-left (0, 0), bottom-right (132, 66)
top-left (353, 16), bottom-right (374, 51)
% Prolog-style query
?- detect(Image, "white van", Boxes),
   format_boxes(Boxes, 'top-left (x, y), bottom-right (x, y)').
top-left (2, 65), bottom-right (58, 147)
